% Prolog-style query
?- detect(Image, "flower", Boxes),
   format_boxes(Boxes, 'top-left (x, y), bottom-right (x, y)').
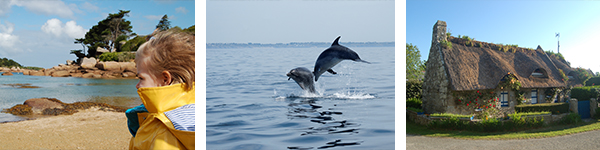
top-left (467, 104), bottom-right (469, 106)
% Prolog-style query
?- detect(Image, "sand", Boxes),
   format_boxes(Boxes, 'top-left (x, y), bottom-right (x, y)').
top-left (0, 108), bottom-right (131, 149)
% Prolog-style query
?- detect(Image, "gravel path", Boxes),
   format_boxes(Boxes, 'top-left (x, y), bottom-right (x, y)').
top-left (406, 130), bottom-right (600, 150)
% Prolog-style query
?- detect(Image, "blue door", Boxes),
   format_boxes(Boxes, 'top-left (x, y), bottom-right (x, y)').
top-left (578, 100), bottom-right (591, 119)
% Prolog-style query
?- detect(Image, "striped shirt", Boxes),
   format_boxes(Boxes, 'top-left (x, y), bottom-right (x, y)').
top-left (164, 104), bottom-right (195, 131)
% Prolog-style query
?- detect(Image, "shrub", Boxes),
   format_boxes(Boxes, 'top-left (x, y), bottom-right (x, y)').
top-left (571, 86), bottom-right (600, 101)
top-left (407, 107), bottom-right (423, 112)
top-left (508, 111), bottom-right (551, 117)
top-left (407, 98), bottom-right (422, 109)
top-left (515, 102), bottom-right (569, 114)
top-left (560, 113), bottom-right (582, 125)
top-left (574, 67), bottom-right (592, 85)
top-left (427, 117), bottom-right (469, 130)
top-left (430, 113), bottom-right (472, 118)
top-left (406, 80), bottom-right (422, 99)
top-left (117, 52), bottom-right (135, 62)
top-left (586, 76), bottom-right (600, 86)
top-left (98, 52), bottom-right (119, 62)
top-left (441, 40), bottom-right (452, 49)
top-left (121, 36), bottom-right (147, 52)
top-left (476, 117), bottom-right (501, 132)
top-left (98, 52), bottom-right (135, 62)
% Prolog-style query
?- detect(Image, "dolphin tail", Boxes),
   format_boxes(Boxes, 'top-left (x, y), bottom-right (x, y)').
top-left (332, 36), bottom-right (341, 46)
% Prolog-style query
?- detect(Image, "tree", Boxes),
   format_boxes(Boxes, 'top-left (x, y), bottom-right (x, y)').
top-left (105, 10), bottom-right (133, 52)
top-left (183, 25), bottom-right (195, 35)
top-left (156, 14), bottom-right (171, 31)
top-left (120, 35), bottom-right (148, 52)
top-left (75, 10), bottom-right (133, 57)
top-left (574, 67), bottom-right (592, 85)
top-left (407, 43), bottom-right (425, 80)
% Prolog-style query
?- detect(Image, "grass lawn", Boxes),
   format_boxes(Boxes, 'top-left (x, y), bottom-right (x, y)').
top-left (406, 119), bottom-right (600, 140)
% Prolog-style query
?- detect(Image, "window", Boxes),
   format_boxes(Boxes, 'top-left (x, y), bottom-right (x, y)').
top-left (500, 91), bottom-right (509, 107)
top-left (531, 68), bottom-right (548, 78)
top-left (531, 89), bottom-right (538, 104)
top-left (568, 71), bottom-right (576, 80)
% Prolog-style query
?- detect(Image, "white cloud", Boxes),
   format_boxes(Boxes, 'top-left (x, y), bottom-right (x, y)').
top-left (0, 20), bottom-right (20, 55)
top-left (0, 0), bottom-right (14, 17)
top-left (176, 7), bottom-right (188, 14)
top-left (41, 18), bottom-right (63, 37)
top-left (64, 21), bottom-right (86, 38)
top-left (144, 15), bottom-right (163, 21)
top-left (81, 2), bottom-right (99, 12)
top-left (12, 0), bottom-right (75, 18)
top-left (41, 18), bottom-right (87, 39)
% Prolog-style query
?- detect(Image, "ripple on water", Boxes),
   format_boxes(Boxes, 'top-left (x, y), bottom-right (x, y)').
top-left (232, 144), bottom-right (264, 150)
top-left (207, 120), bottom-right (251, 128)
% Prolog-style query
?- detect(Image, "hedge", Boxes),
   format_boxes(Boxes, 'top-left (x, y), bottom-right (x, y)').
top-left (586, 77), bottom-right (600, 86)
top-left (407, 98), bottom-right (422, 109)
top-left (407, 80), bottom-right (422, 99)
top-left (515, 102), bottom-right (569, 114)
top-left (570, 86), bottom-right (600, 101)
top-left (427, 116), bottom-right (544, 132)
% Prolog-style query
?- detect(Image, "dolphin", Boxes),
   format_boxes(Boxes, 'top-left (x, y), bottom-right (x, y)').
top-left (313, 36), bottom-right (370, 81)
top-left (287, 67), bottom-right (316, 93)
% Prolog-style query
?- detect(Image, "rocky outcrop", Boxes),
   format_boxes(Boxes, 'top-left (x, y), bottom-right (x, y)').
top-left (23, 98), bottom-right (64, 114)
top-left (81, 57), bottom-right (97, 69)
top-left (0, 58), bottom-right (137, 79)
top-left (51, 70), bottom-right (70, 77)
top-left (36, 59), bottom-right (136, 79)
top-left (2, 72), bottom-right (13, 76)
top-left (2, 98), bottom-right (127, 116)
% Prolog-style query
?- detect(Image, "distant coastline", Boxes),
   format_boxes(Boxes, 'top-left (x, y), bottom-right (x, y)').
top-left (207, 41), bottom-right (395, 49)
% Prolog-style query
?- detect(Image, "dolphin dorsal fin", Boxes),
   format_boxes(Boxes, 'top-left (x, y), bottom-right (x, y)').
top-left (331, 36), bottom-right (341, 46)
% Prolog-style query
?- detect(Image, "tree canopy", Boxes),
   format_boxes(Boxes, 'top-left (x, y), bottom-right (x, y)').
top-left (407, 43), bottom-right (425, 80)
top-left (156, 14), bottom-right (171, 31)
top-left (75, 10), bottom-right (133, 57)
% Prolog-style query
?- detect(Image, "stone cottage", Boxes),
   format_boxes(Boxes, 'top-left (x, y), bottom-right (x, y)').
top-left (421, 20), bottom-right (581, 116)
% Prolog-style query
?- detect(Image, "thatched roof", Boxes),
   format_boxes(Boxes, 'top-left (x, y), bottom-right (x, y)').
top-left (442, 36), bottom-right (568, 91)
top-left (548, 54), bottom-right (583, 87)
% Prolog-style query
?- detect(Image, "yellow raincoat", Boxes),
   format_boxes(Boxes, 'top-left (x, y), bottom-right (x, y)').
top-left (129, 83), bottom-right (195, 150)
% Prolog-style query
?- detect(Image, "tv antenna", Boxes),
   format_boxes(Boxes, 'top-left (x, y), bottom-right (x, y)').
top-left (555, 33), bottom-right (560, 53)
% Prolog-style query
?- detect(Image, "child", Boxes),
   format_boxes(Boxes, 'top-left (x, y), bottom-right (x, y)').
top-left (126, 30), bottom-right (195, 150)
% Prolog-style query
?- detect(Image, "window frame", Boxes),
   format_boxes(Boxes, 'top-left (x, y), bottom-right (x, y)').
top-left (500, 91), bottom-right (509, 107)
top-left (531, 89), bottom-right (538, 104)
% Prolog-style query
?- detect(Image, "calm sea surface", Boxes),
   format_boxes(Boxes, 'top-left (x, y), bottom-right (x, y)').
top-left (0, 74), bottom-right (141, 123)
top-left (207, 46), bottom-right (395, 149)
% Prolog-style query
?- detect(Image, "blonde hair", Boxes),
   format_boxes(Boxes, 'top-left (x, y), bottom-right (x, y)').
top-left (136, 31), bottom-right (195, 91)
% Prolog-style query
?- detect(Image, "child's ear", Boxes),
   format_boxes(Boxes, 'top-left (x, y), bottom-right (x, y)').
top-left (162, 71), bottom-right (173, 85)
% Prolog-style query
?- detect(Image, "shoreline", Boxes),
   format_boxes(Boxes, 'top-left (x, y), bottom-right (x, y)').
top-left (0, 107), bottom-right (130, 149)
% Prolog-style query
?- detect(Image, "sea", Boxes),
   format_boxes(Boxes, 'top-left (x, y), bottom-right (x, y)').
top-left (207, 46), bottom-right (395, 149)
top-left (0, 73), bottom-right (141, 123)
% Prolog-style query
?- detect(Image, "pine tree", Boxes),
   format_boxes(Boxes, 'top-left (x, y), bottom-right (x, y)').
top-left (156, 14), bottom-right (171, 31)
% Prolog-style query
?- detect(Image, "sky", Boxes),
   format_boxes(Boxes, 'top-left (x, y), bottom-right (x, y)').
top-left (0, 0), bottom-right (195, 68)
top-left (407, 0), bottom-right (600, 74)
top-left (206, 0), bottom-right (395, 44)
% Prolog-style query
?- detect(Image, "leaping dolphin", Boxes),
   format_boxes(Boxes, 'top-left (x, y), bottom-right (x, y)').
top-left (287, 67), bottom-right (316, 93)
top-left (313, 36), bottom-right (370, 81)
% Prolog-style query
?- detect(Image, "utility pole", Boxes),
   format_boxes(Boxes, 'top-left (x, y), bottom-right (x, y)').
top-left (555, 33), bottom-right (560, 53)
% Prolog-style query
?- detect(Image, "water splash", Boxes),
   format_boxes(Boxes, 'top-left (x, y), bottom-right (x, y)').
top-left (328, 91), bottom-right (375, 100)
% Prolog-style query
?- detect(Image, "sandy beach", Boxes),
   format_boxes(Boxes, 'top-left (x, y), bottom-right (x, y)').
top-left (0, 108), bottom-right (130, 149)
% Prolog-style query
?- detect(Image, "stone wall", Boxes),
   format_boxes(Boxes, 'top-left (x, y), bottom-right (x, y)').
top-left (422, 20), bottom-right (451, 114)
